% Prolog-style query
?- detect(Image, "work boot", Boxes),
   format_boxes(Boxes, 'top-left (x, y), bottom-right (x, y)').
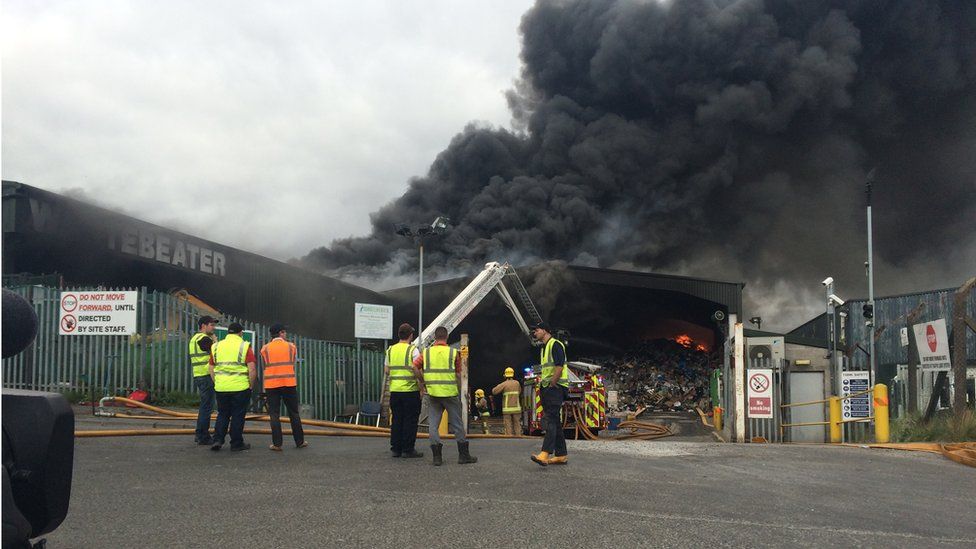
top-left (230, 443), bottom-right (251, 452)
top-left (547, 454), bottom-right (569, 465)
top-left (531, 451), bottom-right (550, 466)
top-left (210, 443), bottom-right (222, 452)
top-left (401, 449), bottom-right (424, 459)
top-left (391, 450), bottom-right (402, 458)
top-left (431, 443), bottom-right (443, 466)
top-left (196, 436), bottom-right (214, 446)
top-left (457, 441), bottom-right (477, 465)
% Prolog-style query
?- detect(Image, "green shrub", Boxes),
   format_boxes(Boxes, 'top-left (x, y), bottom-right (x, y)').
top-left (891, 410), bottom-right (976, 442)
top-left (58, 389), bottom-right (89, 404)
top-left (151, 391), bottom-right (200, 409)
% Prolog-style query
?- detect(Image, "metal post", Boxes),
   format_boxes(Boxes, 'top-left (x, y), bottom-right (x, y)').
top-left (418, 240), bottom-right (424, 343)
top-left (866, 178), bottom-right (876, 383)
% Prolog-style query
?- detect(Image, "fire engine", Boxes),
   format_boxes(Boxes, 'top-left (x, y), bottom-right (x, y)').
top-left (521, 360), bottom-right (607, 436)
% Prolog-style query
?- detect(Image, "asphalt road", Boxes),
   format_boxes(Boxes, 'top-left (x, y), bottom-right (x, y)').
top-left (45, 418), bottom-right (976, 549)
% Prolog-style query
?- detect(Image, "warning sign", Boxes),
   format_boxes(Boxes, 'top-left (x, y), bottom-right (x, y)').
top-left (841, 371), bottom-right (871, 420)
top-left (747, 369), bottom-right (773, 419)
top-left (912, 319), bottom-right (951, 371)
top-left (59, 291), bottom-right (139, 335)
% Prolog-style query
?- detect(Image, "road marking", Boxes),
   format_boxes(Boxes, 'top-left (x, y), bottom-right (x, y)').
top-left (362, 487), bottom-right (976, 544)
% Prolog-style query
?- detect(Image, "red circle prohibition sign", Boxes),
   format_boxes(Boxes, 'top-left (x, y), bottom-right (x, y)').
top-left (61, 315), bottom-right (77, 333)
top-left (749, 373), bottom-right (769, 392)
top-left (61, 293), bottom-right (78, 312)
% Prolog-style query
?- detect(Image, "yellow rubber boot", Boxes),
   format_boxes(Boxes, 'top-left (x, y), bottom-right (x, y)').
top-left (531, 451), bottom-right (550, 466)
top-left (547, 455), bottom-right (568, 465)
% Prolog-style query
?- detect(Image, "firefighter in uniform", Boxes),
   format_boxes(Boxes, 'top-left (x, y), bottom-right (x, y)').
top-left (492, 367), bottom-right (522, 436)
top-left (530, 321), bottom-right (569, 466)
top-left (386, 323), bottom-right (424, 458)
top-left (413, 326), bottom-right (477, 466)
top-left (209, 322), bottom-right (257, 451)
top-left (474, 389), bottom-right (491, 434)
top-left (189, 316), bottom-right (217, 445)
top-left (259, 324), bottom-right (307, 451)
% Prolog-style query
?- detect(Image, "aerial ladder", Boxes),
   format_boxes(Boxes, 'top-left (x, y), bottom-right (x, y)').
top-left (413, 262), bottom-right (543, 348)
top-left (392, 262), bottom-right (542, 431)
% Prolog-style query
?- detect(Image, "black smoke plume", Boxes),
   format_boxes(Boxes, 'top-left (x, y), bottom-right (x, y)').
top-left (302, 0), bottom-right (976, 329)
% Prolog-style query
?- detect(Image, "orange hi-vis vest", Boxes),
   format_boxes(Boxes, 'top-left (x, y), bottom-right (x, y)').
top-left (260, 338), bottom-right (297, 389)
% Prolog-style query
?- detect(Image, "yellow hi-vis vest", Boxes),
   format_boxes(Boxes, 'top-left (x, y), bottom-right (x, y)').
top-left (540, 337), bottom-right (569, 388)
top-left (502, 389), bottom-right (522, 414)
top-left (423, 345), bottom-right (458, 398)
top-left (387, 342), bottom-right (419, 393)
top-left (212, 334), bottom-right (251, 392)
top-left (188, 332), bottom-right (213, 378)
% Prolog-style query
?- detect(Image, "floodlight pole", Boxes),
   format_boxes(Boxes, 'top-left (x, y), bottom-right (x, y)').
top-left (418, 238), bottom-right (424, 345)
top-left (866, 178), bottom-right (876, 384)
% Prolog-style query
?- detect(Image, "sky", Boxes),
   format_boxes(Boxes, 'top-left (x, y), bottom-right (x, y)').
top-left (2, 0), bottom-right (534, 260)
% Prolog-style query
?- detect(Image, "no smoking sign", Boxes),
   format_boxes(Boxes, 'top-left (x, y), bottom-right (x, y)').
top-left (747, 369), bottom-right (773, 419)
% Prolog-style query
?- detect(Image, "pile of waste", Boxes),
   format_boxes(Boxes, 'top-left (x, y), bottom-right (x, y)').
top-left (597, 338), bottom-right (719, 413)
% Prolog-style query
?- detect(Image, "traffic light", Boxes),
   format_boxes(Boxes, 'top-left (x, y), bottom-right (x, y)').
top-left (862, 303), bottom-right (874, 319)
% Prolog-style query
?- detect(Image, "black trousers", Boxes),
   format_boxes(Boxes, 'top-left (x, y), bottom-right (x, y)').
top-left (267, 386), bottom-right (305, 447)
top-left (541, 386), bottom-right (568, 456)
top-left (389, 391), bottom-right (421, 453)
top-left (214, 389), bottom-right (250, 448)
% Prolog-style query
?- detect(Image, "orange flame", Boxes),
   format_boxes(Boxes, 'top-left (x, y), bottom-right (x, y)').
top-left (674, 334), bottom-right (692, 347)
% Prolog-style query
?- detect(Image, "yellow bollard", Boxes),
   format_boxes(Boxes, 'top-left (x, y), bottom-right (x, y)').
top-left (829, 396), bottom-right (842, 443)
top-left (714, 406), bottom-right (723, 431)
top-left (439, 409), bottom-right (449, 437)
top-left (873, 384), bottom-right (889, 443)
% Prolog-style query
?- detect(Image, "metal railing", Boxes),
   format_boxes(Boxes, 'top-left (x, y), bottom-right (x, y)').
top-left (1, 285), bottom-right (385, 420)
top-left (780, 384), bottom-right (890, 443)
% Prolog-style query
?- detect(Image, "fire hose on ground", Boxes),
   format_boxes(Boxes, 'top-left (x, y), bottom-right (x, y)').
top-left (569, 405), bottom-right (672, 442)
top-left (79, 396), bottom-right (524, 439)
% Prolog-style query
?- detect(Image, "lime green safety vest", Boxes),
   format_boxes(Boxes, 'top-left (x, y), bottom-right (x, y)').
top-left (423, 345), bottom-right (458, 398)
top-left (212, 334), bottom-right (251, 392)
top-left (387, 342), bottom-right (419, 393)
top-left (540, 337), bottom-right (569, 388)
top-left (188, 332), bottom-right (214, 378)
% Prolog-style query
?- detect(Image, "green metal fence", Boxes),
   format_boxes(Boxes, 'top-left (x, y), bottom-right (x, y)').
top-left (1, 285), bottom-right (386, 419)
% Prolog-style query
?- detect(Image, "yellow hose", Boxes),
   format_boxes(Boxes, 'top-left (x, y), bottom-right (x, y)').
top-left (89, 397), bottom-right (525, 439)
top-left (76, 427), bottom-right (525, 439)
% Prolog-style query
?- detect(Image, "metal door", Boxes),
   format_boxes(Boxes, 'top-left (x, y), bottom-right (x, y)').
top-left (788, 371), bottom-right (825, 442)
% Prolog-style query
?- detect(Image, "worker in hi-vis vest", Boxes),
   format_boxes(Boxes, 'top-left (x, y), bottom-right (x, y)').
top-left (412, 326), bottom-right (477, 466)
top-left (208, 322), bottom-right (257, 452)
top-left (189, 315), bottom-right (218, 445)
top-left (530, 321), bottom-right (569, 466)
top-left (259, 323), bottom-right (307, 451)
top-left (385, 322), bottom-right (425, 459)
top-left (492, 367), bottom-right (522, 436)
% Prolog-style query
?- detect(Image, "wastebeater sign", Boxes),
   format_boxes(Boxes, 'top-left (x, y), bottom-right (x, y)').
top-left (912, 319), bottom-right (951, 371)
top-left (747, 369), bottom-right (773, 419)
top-left (59, 291), bottom-right (138, 335)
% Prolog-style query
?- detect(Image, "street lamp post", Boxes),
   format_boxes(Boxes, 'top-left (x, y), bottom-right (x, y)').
top-left (395, 216), bottom-right (450, 345)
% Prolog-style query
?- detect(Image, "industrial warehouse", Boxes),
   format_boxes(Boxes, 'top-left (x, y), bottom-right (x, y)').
top-left (5, 180), bottom-right (974, 433)
top-left (4, 1), bottom-right (976, 546)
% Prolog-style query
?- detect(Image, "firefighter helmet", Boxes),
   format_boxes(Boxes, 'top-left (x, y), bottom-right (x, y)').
top-left (503, 367), bottom-right (515, 378)
top-left (475, 389), bottom-right (485, 398)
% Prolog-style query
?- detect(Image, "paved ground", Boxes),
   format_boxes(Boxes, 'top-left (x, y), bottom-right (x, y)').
top-left (43, 414), bottom-right (976, 548)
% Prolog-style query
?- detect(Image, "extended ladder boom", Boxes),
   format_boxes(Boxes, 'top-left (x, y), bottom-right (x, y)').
top-left (414, 262), bottom-right (541, 348)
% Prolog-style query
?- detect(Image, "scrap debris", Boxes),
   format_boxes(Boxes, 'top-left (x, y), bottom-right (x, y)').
top-left (596, 338), bottom-right (719, 413)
